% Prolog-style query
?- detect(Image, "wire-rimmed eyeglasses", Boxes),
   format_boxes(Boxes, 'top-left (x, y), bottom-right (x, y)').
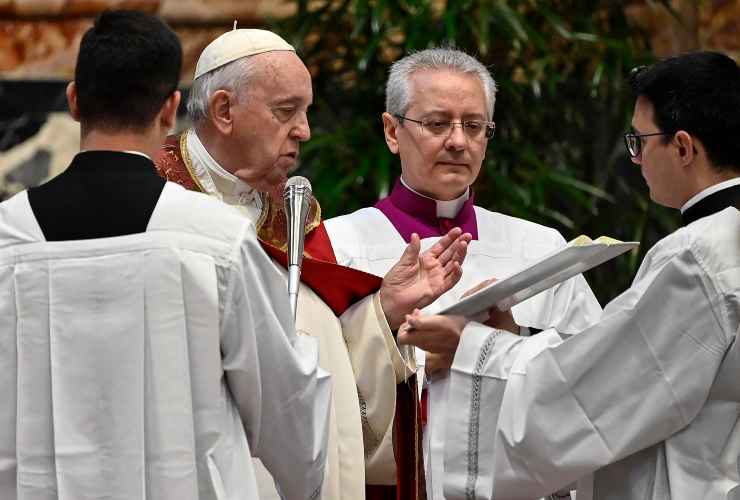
top-left (623, 131), bottom-right (670, 157)
top-left (394, 114), bottom-right (495, 139)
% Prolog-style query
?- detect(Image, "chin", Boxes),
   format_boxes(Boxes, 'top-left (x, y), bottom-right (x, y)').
top-left (435, 177), bottom-right (470, 198)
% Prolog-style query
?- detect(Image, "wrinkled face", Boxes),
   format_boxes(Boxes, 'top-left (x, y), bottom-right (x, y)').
top-left (630, 95), bottom-right (684, 208)
top-left (383, 69), bottom-right (490, 201)
top-left (228, 51), bottom-right (312, 195)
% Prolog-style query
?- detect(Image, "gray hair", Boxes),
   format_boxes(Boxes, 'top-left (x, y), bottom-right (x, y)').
top-left (385, 47), bottom-right (497, 119)
top-left (187, 56), bottom-right (257, 124)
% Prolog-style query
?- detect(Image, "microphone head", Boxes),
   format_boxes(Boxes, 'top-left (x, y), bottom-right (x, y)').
top-left (283, 175), bottom-right (312, 270)
top-left (283, 175), bottom-right (312, 197)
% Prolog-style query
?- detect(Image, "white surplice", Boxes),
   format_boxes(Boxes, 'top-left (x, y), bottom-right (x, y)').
top-left (445, 206), bottom-right (740, 500)
top-left (325, 206), bottom-right (602, 499)
top-left (0, 183), bottom-right (331, 500)
top-left (179, 129), bottom-right (415, 497)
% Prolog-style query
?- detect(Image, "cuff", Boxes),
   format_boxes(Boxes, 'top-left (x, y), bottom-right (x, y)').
top-left (372, 292), bottom-right (416, 383)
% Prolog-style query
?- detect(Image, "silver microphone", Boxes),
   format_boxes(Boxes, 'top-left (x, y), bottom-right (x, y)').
top-left (283, 176), bottom-right (312, 321)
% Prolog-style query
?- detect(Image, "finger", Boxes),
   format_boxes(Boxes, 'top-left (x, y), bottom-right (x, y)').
top-left (407, 312), bottom-right (456, 331)
top-left (461, 277), bottom-right (497, 298)
top-left (396, 233), bottom-right (421, 266)
top-left (426, 227), bottom-right (462, 258)
top-left (433, 233), bottom-right (467, 268)
top-left (452, 239), bottom-right (469, 264)
top-left (398, 330), bottom-right (437, 351)
top-left (397, 326), bottom-right (421, 346)
top-left (402, 309), bottom-right (424, 330)
top-left (442, 242), bottom-right (467, 275)
top-left (440, 261), bottom-right (463, 290)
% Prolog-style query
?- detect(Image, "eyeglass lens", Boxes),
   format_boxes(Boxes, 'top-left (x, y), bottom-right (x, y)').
top-left (625, 134), bottom-right (640, 157)
top-left (422, 120), bottom-right (494, 139)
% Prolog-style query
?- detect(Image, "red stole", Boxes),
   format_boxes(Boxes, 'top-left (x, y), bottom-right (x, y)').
top-left (155, 133), bottom-right (382, 315)
top-left (155, 133), bottom-right (426, 499)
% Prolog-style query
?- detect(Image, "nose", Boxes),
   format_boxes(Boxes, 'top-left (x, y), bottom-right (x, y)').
top-left (291, 111), bottom-right (311, 142)
top-left (444, 123), bottom-right (466, 151)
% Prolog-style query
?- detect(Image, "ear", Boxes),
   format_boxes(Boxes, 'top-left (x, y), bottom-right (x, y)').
top-left (208, 89), bottom-right (235, 136)
top-left (673, 130), bottom-right (695, 166)
top-left (66, 81), bottom-right (80, 122)
top-left (382, 112), bottom-right (400, 155)
top-left (160, 90), bottom-right (181, 131)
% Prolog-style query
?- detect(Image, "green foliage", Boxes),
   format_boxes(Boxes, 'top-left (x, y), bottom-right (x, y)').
top-left (274, 0), bottom-right (681, 304)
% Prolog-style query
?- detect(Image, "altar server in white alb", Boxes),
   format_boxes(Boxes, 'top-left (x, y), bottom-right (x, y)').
top-left (0, 11), bottom-right (331, 500)
top-left (399, 51), bottom-right (740, 500)
top-left (324, 47), bottom-right (602, 499)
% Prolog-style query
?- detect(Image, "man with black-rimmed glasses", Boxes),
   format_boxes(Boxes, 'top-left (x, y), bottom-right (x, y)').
top-left (397, 51), bottom-right (740, 500)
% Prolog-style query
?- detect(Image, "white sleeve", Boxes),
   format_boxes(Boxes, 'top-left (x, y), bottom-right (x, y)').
top-left (340, 292), bottom-right (416, 481)
top-left (220, 226), bottom-right (332, 500)
top-left (445, 243), bottom-right (729, 499)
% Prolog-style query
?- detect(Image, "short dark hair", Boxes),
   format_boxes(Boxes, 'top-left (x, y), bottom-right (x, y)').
top-left (74, 10), bottom-right (182, 132)
top-left (630, 51), bottom-right (740, 172)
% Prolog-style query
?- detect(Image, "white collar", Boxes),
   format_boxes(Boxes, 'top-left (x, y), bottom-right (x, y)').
top-left (123, 150), bottom-right (152, 160)
top-left (400, 176), bottom-right (470, 218)
top-left (681, 177), bottom-right (740, 213)
top-left (79, 149), bottom-right (152, 161)
top-left (186, 129), bottom-right (262, 219)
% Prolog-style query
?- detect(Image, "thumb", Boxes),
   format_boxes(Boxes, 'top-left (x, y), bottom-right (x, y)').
top-left (399, 233), bottom-right (421, 265)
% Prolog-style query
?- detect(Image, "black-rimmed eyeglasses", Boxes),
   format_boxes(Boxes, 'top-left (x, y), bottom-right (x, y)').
top-left (394, 114), bottom-right (495, 139)
top-left (623, 131), bottom-right (670, 157)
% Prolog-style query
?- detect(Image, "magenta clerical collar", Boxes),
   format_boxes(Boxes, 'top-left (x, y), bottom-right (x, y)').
top-left (374, 178), bottom-right (479, 242)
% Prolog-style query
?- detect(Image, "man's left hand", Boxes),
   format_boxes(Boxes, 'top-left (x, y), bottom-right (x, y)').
top-left (380, 228), bottom-right (471, 330)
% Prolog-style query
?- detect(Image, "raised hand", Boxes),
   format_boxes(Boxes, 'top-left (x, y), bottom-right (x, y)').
top-left (380, 228), bottom-right (472, 330)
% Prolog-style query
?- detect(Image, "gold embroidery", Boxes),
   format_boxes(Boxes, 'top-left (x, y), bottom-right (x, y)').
top-left (178, 131), bottom-right (207, 193)
top-left (256, 195), bottom-right (323, 256)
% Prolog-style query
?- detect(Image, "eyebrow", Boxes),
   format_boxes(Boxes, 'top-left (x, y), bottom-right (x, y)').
top-left (272, 96), bottom-right (311, 106)
top-left (421, 110), bottom-right (488, 120)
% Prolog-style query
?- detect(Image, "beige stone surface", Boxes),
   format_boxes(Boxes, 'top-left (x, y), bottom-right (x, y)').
top-left (0, 0), bottom-right (160, 16)
top-left (0, 112), bottom-right (78, 197)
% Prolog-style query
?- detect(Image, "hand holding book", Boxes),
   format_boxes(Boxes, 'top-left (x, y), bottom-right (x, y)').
top-left (461, 278), bottom-right (520, 332)
top-left (440, 235), bottom-right (638, 318)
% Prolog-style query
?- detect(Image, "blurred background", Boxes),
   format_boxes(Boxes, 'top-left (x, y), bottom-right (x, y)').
top-left (0, 0), bottom-right (738, 304)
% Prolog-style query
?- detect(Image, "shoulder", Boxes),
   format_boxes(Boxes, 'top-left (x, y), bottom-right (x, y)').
top-left (154, 133), bottom-right (201, 192)
top-left (149, 182), bottom-right (254, 247)
top-left (0, 190), bottom-right (43, 248)
top-left (474, 205), bottom-right (566, 256)
top-left (636, 208), bottom-right (739, 293)
top-left (324, 206), bottom-right (396, 265)
top-left (676, 207), bottom-right (740, 274)
top-left (324, 206), bottom-right (390, 243)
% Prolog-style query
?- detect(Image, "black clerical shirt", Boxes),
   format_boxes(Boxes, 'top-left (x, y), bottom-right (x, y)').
top-left (27, 151), bottom-right (165, 241)
top-left (681, 182), bottom-right (740, 226)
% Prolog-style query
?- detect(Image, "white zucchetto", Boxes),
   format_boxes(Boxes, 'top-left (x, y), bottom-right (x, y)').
top-left (194, 28), bottom-right (295, 79)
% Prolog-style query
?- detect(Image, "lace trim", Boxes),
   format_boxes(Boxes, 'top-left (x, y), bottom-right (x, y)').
top-left (358, 387), bottom-right (381, 456)
top-left (465, 329), bottom-right (501, 500)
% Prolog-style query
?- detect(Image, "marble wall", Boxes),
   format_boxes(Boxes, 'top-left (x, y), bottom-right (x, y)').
top-left (0, 0), bottom-right (737, 199)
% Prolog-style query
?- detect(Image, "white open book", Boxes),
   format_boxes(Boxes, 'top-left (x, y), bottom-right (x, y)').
top-left (439, 235), bottom-right (639, 317)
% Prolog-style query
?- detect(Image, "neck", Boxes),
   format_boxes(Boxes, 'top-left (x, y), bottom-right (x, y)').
top-left (680, 165), bottom-right (739, 207)
top-left (194, 123), bottom-right (238, 175)
top-left (79, 128), bottom-right (159, 159)
top-left (400, 175), bottom-right (468, 202)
